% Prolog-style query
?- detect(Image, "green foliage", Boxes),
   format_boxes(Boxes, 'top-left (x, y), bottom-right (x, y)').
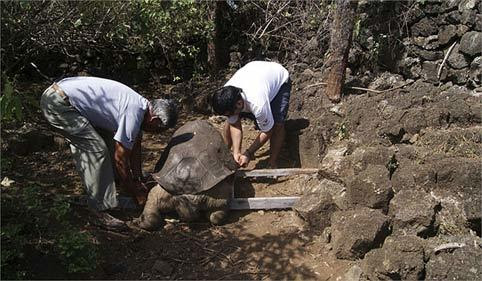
top-left (58, 231), bottom-right (97, 273)
top-left (353, 16), bottom-right (361, 39)
top-left (1, 0), bottom-right (213, 81)
top-left (1, 224), bottom-right (28, 279)
top-left (386, 154), bottom-right (399, 179)
top-left (134, 0), bottom-right (213, 78)
top-left (0, 75), bottom-right (23, 123)
top-left (1, 185), bottom-right (97, 279)
top-left (0, 155), bottom-right (13, 171)
top-left (336, 121), bottom-right (349, 140)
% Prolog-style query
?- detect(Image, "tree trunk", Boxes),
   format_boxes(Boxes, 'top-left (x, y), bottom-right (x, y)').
top-left (322, 0), bottom-right (358, 103)
top-left (207, 1), bottom-right (230, 73)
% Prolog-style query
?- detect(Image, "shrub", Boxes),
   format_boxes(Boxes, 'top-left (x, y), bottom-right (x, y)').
top-left (0, 74), bottom-right (23, 123)
top-left (1, 0), bottom-right (213, 81)
top-left (1, 186), bottom-right (97, 279)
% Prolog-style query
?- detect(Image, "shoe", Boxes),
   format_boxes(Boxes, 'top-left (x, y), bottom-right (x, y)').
top-left (91, 210), bottom-right (128, 231)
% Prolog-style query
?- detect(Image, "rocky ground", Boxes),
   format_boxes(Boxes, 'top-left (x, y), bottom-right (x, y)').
top-left (1, 110), bottom-right (351, 280)
top-left (2, 73), bottom-right (481, 280)
top-left (2, 0), bottom-right (481, 279)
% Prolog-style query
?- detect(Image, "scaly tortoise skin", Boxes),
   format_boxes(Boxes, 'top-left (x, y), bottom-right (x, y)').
top-left (135, 120), bottom-right (238, 230)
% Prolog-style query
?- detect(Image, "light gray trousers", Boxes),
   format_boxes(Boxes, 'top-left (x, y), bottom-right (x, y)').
top-left (40, 85), bottom-right (118, 211)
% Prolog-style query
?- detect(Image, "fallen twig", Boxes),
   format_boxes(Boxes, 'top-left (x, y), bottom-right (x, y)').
top-left (379, 79), bottom-right (416, 93)
top-left (434, 242), bottom-right (466, 254)
top-left (306, 80), bottom-right (415, 94)
top-left (306, 82), bottom-right (381, 93)
top-left (305, 82), bottom-right (327, 88)
top-left (349, 86), bottom-right (382, 93)
top-left (438, 41), bottom-right (457, 80)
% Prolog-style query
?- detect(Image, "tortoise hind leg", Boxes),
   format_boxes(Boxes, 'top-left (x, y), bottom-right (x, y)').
top-left (201, 177), bottom-right (232, 225)
top-left (206, 209), bottom-right (228, 225)
top-left (175, 195), bottom-right (201, 222)
top-left (202, 193), bottom-right (229, 225)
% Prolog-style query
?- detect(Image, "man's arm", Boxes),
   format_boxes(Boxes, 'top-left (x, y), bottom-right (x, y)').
top-left (238, 129), bottom-right (273, 167)
top-left (248, 130), bottom-right (273, 155)
top-left (238, 104), bottom-right (275, 167)
top-left (114, 141), bottom-right (147, 204)
top-left (229, 118), bottom-right (243, 162)
top-left (130, 135), bottom-right (143, 180)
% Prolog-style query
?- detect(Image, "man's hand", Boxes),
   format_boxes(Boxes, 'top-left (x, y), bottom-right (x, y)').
top-left (233, 151), bottom-right (250, 167)
top-left (127, 181), bottom-right (149, 206)
top-left (238, 154), bottom-right (250, 167)
top-left (115, 140), bottom-right (149, 206)
top-left (233, 152), bottom-right (242, 163)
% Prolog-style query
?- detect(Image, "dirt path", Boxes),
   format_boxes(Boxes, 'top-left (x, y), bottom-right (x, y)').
top-left (91, 116), bottom-right (352, 280)
top-left (7, 82), bottom-right (480, 279)
top-left (2, 112), bottom-right (350, 280)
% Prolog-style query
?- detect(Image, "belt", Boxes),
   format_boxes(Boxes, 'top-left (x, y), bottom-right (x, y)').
top-left (52, 83), bottom-right (67, 99)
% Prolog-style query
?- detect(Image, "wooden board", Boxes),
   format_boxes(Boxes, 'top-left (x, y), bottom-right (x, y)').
top-left (67, 168), bottom-right (310, 211)
top-left (228, 197), bottom-right (300, 210)
top-left (235, 168), bottom-right (319, 178)
top-left (68, 195), bottom-right (300, 210)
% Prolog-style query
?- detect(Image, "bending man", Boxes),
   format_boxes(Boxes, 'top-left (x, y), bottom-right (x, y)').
top-left (211, 61), bottom-right (291, 168)
top-left (40, 76), bottom-right (177, 226)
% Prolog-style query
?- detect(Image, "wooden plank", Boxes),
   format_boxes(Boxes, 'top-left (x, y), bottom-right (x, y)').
top-left (235, 168), bottom-right (319, 178)
top-left (228, 197), bottom-right (300, 210)
top-left (68, 195), bottom-right (300, 210)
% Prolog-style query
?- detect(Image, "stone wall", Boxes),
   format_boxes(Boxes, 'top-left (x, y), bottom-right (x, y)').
top-left (399, 0), bottom-right (481, 89)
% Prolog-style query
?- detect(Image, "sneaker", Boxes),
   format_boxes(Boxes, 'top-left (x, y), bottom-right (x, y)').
top-left (91, 210), bottom-right (128, 231)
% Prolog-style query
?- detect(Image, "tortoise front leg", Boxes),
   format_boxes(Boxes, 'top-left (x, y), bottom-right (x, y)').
top-left (135, 185), bottom-right (174, 230)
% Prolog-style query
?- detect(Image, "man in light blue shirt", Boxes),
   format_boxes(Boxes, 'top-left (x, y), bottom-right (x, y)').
top-left (40, 76), bottom-right (178, 228)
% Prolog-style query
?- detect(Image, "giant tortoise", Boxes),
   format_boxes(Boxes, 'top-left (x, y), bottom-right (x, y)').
top-left (134, 119), bottom-right (238, 230)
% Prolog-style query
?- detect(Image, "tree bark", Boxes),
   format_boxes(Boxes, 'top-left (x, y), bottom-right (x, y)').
top-left (207, 1), bottom-right (230, 73)
top-left (322, 0), bottom-right (358, 103)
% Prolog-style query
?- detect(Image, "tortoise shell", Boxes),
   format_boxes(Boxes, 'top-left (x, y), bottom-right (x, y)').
top-left (152, 120), bottom-right (238, 195)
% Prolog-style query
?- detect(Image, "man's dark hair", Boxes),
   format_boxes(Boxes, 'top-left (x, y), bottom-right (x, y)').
top-left (211, 86), bottom-right (242, 115)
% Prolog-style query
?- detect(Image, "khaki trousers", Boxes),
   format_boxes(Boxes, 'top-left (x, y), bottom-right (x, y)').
top-left (40, 85), bottom-right (118, 211)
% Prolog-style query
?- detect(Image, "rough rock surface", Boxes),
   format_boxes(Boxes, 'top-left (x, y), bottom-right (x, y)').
top-left (389, 189), bottom-right (440, 237)
top-left (431, 158), bottom-right (481, 223)
top-left (304, 178), bottom-right (349, 210)
top-left (390, 162), bottom-right (436, 193)
top-left (320, 145), bottom-right (349, 178)
top-left (331, 207), bottom-right (390, 260)
top-left (425, 241), bottom-right (482, 280)
top-left (447, 44), bottom-right (470, 69)
top-left (293, 190), bottom-right (338, 232)
top-left (438, 24), bottom-right (458, 45)
top-left (361, 235), bottom-right (426, 281)
top-left (347, 165), bottom-right (394, 212)
top-left (459, 31), bottom-right (482, 56)
top-left (430, 190), bottom-right (475, 235)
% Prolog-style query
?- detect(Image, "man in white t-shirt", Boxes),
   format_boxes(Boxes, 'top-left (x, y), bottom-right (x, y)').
top-left (40, 76), bottom-right (177, 228)
top-left (211, 61), bottom-right (291, 168)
